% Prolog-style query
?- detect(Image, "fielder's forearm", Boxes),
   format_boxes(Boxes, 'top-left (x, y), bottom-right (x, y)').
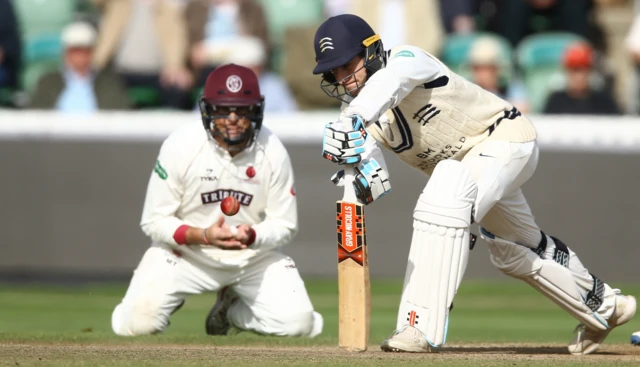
top-left (173, 225), bottom-right (208, 245)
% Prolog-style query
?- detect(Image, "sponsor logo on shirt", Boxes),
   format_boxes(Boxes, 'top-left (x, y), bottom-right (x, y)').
top-left (201, 189), bottom-right (253, 206)
top-left (154, 160), bottom-right (168, 180)
top-left (392, 50), bottom-right (415, 58)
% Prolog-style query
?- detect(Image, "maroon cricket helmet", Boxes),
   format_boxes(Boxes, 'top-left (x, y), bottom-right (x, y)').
top-left (202, 63), bottom-right (263, 105)
top-left (198, 64), bottom-right (265, 149)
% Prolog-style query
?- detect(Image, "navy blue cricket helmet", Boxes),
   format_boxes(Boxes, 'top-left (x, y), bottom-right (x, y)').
top-left (312, 14), bottom-right (385, 102)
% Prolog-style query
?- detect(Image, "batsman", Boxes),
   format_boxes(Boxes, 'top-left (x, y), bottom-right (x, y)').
top-left (312, 14), bottom-right (636, 354)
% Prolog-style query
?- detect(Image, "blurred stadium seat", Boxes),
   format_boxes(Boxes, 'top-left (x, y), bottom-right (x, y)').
top-left (128, 87), bottom-right (161, 109)
top-left (257, 0), bottom-right (324, 71)
top-left (12, 0), bottom-right (77, 38)
top-left (12, 0), bottom-right (77, 93)
top-left (442, 32), bottom-right (514, 86)
top-left (515, 32), bottom-right (586, 113)
top-left (20, 33), bottom-right (63, 94)
top-left (24, 33), bottom-right (63, 64)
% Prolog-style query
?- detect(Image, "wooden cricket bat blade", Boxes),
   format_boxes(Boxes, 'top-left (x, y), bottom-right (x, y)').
top-left (336, 199), bottom-right (371, 352)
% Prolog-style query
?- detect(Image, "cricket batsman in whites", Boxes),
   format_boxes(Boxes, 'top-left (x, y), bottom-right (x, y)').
top-left (312, 14), bottom-right (635, 354)
top-left (111, 64), bottom-right (323, 338)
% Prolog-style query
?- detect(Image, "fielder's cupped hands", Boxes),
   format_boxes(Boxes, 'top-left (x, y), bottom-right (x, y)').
top-left (205, 216), bottom-right (247, 250)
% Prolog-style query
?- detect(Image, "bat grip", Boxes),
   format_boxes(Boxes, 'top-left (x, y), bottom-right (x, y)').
top-left (342, 164), bottom-right (358, 203)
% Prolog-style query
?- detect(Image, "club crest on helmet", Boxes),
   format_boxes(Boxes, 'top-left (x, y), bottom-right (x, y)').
top-left (319, 37), bottom-right (334, 53)
top-left (226, 75), bottom-right (243, 93)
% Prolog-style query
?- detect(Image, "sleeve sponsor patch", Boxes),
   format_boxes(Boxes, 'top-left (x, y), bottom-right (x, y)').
top-left (391, 50), bottom-right (415, 59)
top-left (154, 160), bottom-right (168, 180)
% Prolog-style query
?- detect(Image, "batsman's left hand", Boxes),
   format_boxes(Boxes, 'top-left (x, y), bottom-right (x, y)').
top-left (330, 158), bottom-right (391, 205)
top-left (322, 115), bottom-right (367, 164)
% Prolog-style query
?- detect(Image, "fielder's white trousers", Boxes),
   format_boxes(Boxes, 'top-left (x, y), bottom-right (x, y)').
top-left (112, 246), bottom-right (323, 337)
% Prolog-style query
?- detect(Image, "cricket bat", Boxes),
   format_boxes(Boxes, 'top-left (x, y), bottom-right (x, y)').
top-left (336, 164), bottom-right (370, 352)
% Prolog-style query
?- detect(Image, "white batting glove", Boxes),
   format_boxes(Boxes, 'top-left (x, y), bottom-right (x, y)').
top-left (322, 115), bottom-right (368, 164)
top-left (330, 158), bottom-right (391, 204)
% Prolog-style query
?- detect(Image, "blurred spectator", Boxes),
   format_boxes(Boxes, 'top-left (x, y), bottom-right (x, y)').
top-left (222, 36), bottom-right (297, 113)
top-left (543, 42), bottom-right (621, 115)
top-left (0, 0), bottom-right (21, 90)
top-left (594, 0), bottom-right (634, 113)
top-left (30, 22), bottom-right (130, 111)
top-left (186, 0), bottom-right (270, 86)
top-left (91, 0), bottom-right (193, 110)
top-left (324, 0), bottom-right (444, 55)
top-left (468, 36), bottom-right (529, 113)
top-left (626, 12), bottom-right (640, 112)
top-left (499, 0), bottom-right (595, 48)
top-left (440, 0), bottom-right (476, 34)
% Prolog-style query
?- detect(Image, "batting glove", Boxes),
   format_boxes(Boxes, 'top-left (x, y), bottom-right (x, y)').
top-left (322, 115), bottom-right (368, 164)
top-left (330, 158), bottom-right (391, 205)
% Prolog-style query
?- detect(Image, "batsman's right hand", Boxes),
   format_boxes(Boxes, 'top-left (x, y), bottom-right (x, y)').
top-left (322, 115), bottom-right (367, 164)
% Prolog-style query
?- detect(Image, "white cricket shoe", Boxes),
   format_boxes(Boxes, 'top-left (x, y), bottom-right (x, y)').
top-left (631, 331), bottom-right (640, 345)
top-left (205, 287), bottom-right (238, 335)
top-left (380, 326), bottom-right (439, 353)
top-left (568, 291), bottom-right (636, 355)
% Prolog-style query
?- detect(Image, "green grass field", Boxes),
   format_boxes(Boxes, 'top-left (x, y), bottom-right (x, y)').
top-left (0, 279), bottom-right (639, 366)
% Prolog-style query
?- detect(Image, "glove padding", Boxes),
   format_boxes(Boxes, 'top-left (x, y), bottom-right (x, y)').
top-left (330, 158), bottom-right (391, 205)
top-left (322, 115), bottom-right (368, 164)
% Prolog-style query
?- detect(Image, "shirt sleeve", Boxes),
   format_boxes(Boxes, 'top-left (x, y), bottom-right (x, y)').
top-left (344, 45), bottom-right (444, 124)
top-left (251, 141), bottom-right (298, 250)
top-left (139, 137), bottom-right (187, 245)
top-left (626, 15), bottom-right (640, 53)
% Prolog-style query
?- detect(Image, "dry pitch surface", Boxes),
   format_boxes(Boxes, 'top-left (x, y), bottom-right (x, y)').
top-left (2, 342), bottom-right (640, 367)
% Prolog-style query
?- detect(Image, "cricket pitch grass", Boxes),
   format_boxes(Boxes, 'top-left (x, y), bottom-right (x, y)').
top-left (1, 279), bottom-right (640, 366)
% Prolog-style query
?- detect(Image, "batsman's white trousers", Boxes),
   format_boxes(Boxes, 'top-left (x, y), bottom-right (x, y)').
top-left (112, 246), bottom-right (323, 337)
top-left (462, 139), bottom-right (541, 247)
top-left (461, 139), bottom-right (615, 315)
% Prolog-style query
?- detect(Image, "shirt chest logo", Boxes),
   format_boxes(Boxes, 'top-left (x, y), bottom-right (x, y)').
top-left (201, 189), bottom-right (254, 206)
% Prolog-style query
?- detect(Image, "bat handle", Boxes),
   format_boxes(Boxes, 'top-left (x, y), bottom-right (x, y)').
top-left (342, 164), bottom-right (358, 203)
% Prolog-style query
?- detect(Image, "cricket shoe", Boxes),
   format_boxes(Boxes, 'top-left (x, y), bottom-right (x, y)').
top-left (568, 290), bottom-right (636, 355)
top-left (631, 331), bottom-right (640, 345)
top-left (380, 326), bottom-right (439, 353)
top-left (205, 286), bottom-right (238, 335)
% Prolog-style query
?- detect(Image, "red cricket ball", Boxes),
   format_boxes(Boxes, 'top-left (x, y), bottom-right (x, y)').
top-left (246, 166), bottom-right (256, 178)
top-left (220, 196), bottom-right (240, 216)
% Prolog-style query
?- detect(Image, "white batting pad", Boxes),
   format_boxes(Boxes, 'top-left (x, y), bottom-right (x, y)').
top-left (482, 230), bottom-right (609, 331)
top-left (397, 160), bottom-right (477, 347)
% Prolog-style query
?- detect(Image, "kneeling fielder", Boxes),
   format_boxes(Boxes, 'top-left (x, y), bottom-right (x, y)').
top-left (312, 14), bottom-right (636, 354)
top-left (112, 64), bottom-right (323, 338)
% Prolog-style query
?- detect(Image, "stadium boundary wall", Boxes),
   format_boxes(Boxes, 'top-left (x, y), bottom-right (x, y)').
top-left (0, 111), bottom-right (638, 282)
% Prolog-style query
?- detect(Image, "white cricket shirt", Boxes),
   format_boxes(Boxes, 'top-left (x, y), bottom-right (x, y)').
top-left (140, 121), bottom-right (298, 267)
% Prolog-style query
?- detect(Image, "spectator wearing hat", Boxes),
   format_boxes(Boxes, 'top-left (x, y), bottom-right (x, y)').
top-left (221, 36), bottom-right (297, 113)
top-left (543, 41), bottom-right (621, 115)
top-left (467, 36), bottom-right (529, 113)
top-left (186, 0), bottom-right (270, 86)
top-left (30, 22), bottom-right (130, 111)
top-left (91, 0), bottom-right (193, 110)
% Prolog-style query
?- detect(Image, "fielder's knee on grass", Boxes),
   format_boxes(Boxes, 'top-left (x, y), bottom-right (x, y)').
top-left (250, 310), bottom-right (323, 337)
top-left (111, 301), bottom-right (168, 336)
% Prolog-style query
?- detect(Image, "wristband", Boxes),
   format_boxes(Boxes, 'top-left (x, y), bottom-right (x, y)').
top-left (203, 228), bottom-right (211, 245)
top-left (173, 224), bottom-right (189, 245)
top-left (247, 228), bottom-right (256, 246)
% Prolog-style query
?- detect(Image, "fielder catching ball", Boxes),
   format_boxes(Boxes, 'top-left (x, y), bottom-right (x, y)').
top-left (312, 14), bottom-right (635, 354)
top-left (111, 64), bottom-right (323, 338)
